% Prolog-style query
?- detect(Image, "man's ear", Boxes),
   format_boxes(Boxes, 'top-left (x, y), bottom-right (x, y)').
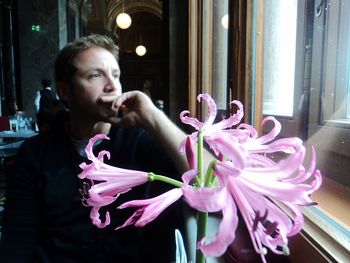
top-left (56, 82), bottom-right (70, 105)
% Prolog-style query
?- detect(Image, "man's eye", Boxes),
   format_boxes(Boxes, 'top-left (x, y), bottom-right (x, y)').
top-left (113, 74), bottom-right (120, 79)
top-left (89, 73), bottom-right (101, 79)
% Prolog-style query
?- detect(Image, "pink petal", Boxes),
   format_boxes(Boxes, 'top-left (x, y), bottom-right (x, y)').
top-left (197, 94), bottom-right (217, 131)
top-left (85, 134), bottom-right (110, 161)
top-left (238, 175), bottom-right (314, 205)
top-left (198, 198), bottom-right (238, 257)
top-left (283, 202), bottom-right (305, 237)
top-left (89, 182), bottom-right (131, 196)
top-left (242, 147), bottom-right (305, 180)
top-left (90, 207), bottom-right (111, 228)
top-left (179, 110), bottom-right (204, 130)
top-left (86, 190), bottom-right (117, 207)
top-left (116, 188), bottom-right (183, 229)
top-left (183, 185), bottom-right (228, 212)
top-left (254, 117), bottom-right (281, 145)
top-left (205, 133), bottom-right (248, 167)
top-left (244, 137), bottom-right (303, 154)
top-left (237, 123), bottom-right (258, 139)
top-left (210, 100), bottom-right (244, 131)
top-left (181, 169), bottom-right (199, 185)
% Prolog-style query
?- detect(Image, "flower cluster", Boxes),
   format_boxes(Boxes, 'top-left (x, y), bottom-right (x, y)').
top-left (78, 94), bottom-right (321, 263)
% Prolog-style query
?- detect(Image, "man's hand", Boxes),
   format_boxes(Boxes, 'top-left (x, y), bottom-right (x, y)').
top-left (100, 91), bottom-right (159, 129)
top-left (101, 90), bottom-right (190, 173)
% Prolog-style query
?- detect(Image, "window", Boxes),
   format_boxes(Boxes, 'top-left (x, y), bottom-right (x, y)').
top-left (262, 0), bottom-right (298, 117)
top-left (315, 0), bottom-right (350, 124)
top-left (188, 0), bottom-right (349, 261)
top-left (188, 0), bottom-right (229, 117)
top-left (256, 0), bottom-right (350, 261)
top-left (212, 1), bottom-right (229, 110)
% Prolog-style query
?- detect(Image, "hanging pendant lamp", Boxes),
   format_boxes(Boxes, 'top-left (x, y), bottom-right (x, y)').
top-left (135, 45), bottom-right (147, 56)
top-left (136, 28), bottom-right (146, 56)
top-left (116, 13), bottom-right (132, 29)
top-left (116, 1), bottom-right (132, 29)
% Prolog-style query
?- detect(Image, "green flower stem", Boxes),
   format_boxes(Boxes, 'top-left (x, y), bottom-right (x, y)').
top-left (197, 131), bottom-right (204, 186)
top-left (195, 130), bottom-right (207, 263)
top-left (205, 160), bottom-right (219, 187)
top-left (147, 172), bottom-right (183, 188)
top-left (204, 166), bottom-right (213, 187)
top-left (196, 211), bottom-right (208, 263)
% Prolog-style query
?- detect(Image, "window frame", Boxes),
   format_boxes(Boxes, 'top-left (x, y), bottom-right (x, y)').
top-left (188, 0), bottom-right (249, 122)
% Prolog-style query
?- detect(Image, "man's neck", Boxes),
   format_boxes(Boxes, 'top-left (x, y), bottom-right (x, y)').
top-left (69, 118), bottom-right (111, 140)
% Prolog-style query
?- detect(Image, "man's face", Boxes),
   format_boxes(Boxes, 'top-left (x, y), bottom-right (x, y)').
top-left (67, 47), bottom-right (122, 122)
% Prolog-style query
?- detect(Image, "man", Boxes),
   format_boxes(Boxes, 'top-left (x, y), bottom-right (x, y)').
top-left (0, 34), bottom-right (189, 262)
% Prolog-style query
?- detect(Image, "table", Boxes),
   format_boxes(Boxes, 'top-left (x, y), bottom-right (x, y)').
top-left (0, 130), bottom-right (38, 157)
top-left (0, 130), bottom-right (38, 138)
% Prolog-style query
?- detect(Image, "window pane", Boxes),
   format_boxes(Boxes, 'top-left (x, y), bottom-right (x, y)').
top-left (262, 0), bottom-right (298, 117)
top-left (212, 1), bottom-right (229, 110)
top-left (347, 42), bottom-right (350, 119)
top-left (320, 0), bottom-right (350, 122)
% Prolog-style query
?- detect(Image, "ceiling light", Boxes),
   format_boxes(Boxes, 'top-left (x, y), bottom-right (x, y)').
top-left (116, 12), bottom-right (132, 29)
top-left (135, 45), bottom-right (147, 56)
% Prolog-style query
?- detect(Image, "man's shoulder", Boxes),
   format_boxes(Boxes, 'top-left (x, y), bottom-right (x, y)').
top-left (19, 128), bottom-right (68, 154)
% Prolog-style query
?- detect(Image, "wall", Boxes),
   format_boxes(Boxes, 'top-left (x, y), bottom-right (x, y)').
top-left (17, 0), bottom-right (62, 117)
top-left (0, 0), bottom-right (89, 117)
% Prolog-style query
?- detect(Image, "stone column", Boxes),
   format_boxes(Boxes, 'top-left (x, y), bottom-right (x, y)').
top-left (1, 0), bottom-right (17, 115)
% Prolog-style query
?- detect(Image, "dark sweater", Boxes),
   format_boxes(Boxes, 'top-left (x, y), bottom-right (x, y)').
top-left (0, 116), bottom-right (183, 262)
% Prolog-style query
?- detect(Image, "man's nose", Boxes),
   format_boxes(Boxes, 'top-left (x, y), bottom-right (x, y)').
top-left (104, 76), bottom-right (118, 93)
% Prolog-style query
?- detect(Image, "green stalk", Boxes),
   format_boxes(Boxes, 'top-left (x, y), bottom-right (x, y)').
top-left (147, 173), bottom-right (182, 188)
top-left (197, 131), bottom-right (204, 186)
top-left (195, 211), bottom-right (208, 263)
top-left (195, 130), bottom-right (207, 263)
top-left (205, 160), bottom-right (219, 187)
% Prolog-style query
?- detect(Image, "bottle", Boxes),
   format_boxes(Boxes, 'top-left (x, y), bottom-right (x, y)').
top-left (9, 103), bottom-right (19, 132)
top-left (9, 115), bottom-right (17, 132)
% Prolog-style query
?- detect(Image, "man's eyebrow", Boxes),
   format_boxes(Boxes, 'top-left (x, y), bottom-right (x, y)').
top-left (79, 66), bottom-right (100, 72)
top-left (81, 67), bottom-right (120, 73)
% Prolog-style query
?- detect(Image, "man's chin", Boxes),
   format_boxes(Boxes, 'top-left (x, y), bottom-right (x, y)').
top-left (99, 110), bottom-right (116, 119)
top-left (101, 114), bottom-right (116, 124)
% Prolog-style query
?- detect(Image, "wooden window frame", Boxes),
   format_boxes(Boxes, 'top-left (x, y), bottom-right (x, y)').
top-left (188, 0), bottom-right (252, 123)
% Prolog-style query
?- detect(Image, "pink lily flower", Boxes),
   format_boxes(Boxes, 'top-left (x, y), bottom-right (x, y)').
top-left (78, 134), bottom-right (149, 228)
top-left (179, 94), bottom-right (322, 261)
top-left (180, 139), bottom-right (321, 262)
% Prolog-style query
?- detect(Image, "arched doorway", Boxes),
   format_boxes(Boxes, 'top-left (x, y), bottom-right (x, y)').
top-left (116, 11), bottom-right (166, 111)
